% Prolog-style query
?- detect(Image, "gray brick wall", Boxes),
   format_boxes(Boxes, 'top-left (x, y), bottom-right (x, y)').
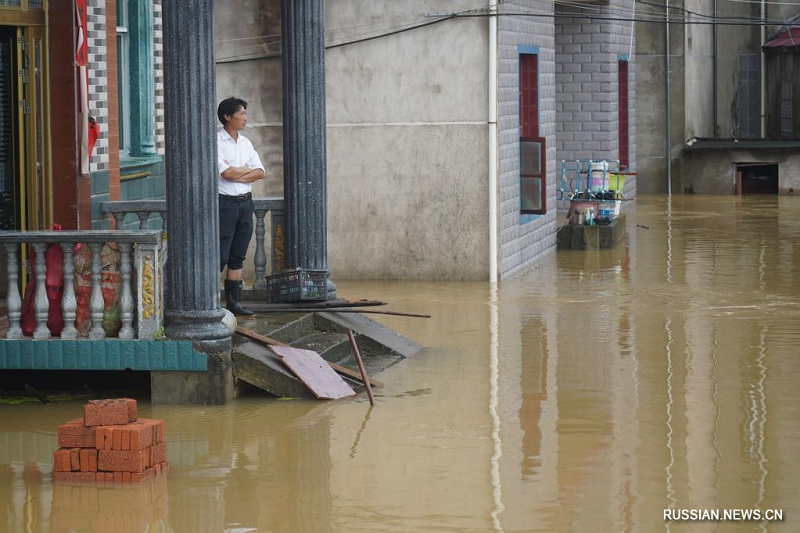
top-left (555, 0), bottom-right (637, 196)
top-left (497, 0), bottom-right (558, 279)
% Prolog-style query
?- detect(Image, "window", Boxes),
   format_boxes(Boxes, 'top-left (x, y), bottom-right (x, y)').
top-left (738, 53), bottom-right (759, 138)
top-left (618, 60), bottom-right (629, 168)
top-left (780, 80), bottom-right (793, 137)
top-left (519, 53), bottom-right (546, 215)
top-left (117, 0), bottom-right (130, 155)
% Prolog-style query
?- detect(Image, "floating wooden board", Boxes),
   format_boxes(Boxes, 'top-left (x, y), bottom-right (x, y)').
top-left (270, 345), bottom-right (356, 400)
top-left (235, 327), bottom-right (384, 388)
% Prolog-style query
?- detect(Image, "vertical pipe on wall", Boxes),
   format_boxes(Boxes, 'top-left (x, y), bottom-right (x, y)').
top-left (713, 0), bottom-right (718, 137)
top-left (489, 0), bottom-right (499, 281)
top-left (665, 0), bottom-right (672, 195)
top-left (760, 0), bottom-right (766, 137)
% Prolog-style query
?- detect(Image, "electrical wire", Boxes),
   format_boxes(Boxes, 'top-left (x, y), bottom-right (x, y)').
top-left (216, 0), bottom-right (799, 64)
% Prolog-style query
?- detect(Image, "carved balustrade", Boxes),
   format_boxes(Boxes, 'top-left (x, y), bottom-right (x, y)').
top-left (100, 198), bottom-right (285, 288)
top-left (0, 230), bottom-right (165, 340)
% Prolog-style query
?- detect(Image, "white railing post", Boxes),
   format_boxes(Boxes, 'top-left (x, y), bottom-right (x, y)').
top-left (3, 243), bottom-right (22, 339)
top-left (88, 242), bottom-right (106, 340)
top-left (118, 243), bottom-right (134, 340)
top-left (31, 243), bottom-right (50, 340)
top-left (253, 208), bottom-right (268, 288)
top-left (60, 243), bottom-right (79, 340)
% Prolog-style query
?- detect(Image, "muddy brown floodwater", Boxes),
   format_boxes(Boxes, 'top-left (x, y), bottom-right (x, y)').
top-left (1, 195), bottom-right (799, 532)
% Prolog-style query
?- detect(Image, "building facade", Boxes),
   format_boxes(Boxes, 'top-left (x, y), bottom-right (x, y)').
top-left (216, 0), bottom-right (636, 281)
top-left (636, 1), bottom-right (800, 195)
top-left (1, 0), bottom-right (637, 283)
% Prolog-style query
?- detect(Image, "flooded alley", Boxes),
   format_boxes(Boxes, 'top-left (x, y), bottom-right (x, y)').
top-left (2, 195), bottom-right (800, 532)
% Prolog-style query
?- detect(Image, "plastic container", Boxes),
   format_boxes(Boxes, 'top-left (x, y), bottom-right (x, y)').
top-left (589, 161), bottom-right (609, 191)
top-left (266, 268), bottom-right (327, 303)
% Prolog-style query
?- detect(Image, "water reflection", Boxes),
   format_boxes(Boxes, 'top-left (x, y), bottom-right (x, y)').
top-left (0, 196), bottom-right (799, 532)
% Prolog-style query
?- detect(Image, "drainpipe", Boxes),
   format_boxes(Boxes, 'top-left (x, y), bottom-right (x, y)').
top-left (760, 0), bottom-right (766, 137)
top-left (665, 0), bottom-right (672, 195)
top-left (489, 0), bottom-right (499, 282)
top-left (713, 0), bottom-right (717, 137)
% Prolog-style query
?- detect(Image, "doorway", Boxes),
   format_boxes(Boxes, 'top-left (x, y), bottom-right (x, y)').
top-left (736, 163), bottom-right (779, 195)
top-left (0, 21), bottom-right (50, 294)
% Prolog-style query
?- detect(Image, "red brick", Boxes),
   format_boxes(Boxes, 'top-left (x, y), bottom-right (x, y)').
top-left (154, 462), bottom-right (161, 475)
top-left (128, 420), bottom-right (158, 451)
top-left (160, 462), bottom-right (170, 475)
top-left (124, 398), bottom-right (137, 422)
top-left (152, 441), bottom-right (167, 465)
top-left (112, 428), bottom-right (122, 450)
top-left (53, 450), bottom-right (69, 472)
top-left (113, 471), bottom-right (123, 484)
top-left (58, 419), bottom-right (94, 437)
top-left (131, 466), bottom-right (156, 483)
top-left (88, 449), bottom-right (98, 472)
top-left (98, 449), bottom-right (148, 473)
top-left (70, 448), bottom-right (80, 471)
top-left (58, 435), bottom-right (96, 448)
top-left (80, 449), bottom-right (89, 472)
top-left (53, 471), bottom-right (96, 484)
top-left (105, 472), bottom-right (113, 483)
top-left (61, 450), bottom-right (73, 472)
top-left (121, 428), bottom-right (131, 451)
top-left (93, 427), bottom-right (114, 450)
top-left (83, 398), bottom-right (136, 427)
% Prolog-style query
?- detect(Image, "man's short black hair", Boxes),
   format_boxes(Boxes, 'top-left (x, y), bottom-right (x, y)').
top-left (217, 97), bottom-right (248, 126)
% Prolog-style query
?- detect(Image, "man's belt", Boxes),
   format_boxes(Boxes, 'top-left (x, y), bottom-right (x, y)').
top-left (220, 192), bottom-right (252, 201)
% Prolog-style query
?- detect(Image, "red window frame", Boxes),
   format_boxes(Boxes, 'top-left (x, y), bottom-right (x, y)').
top-left (520, 53), bottom-right (545, 214)
top-left (618, 60), bottom-right (630, 169)
top-left (520, 54), bottom-right (539, 138)
top-left (520, 137), bottom-right (547, 214)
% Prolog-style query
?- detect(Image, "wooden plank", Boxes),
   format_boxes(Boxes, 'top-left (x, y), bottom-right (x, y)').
top-left (270, 346), bottom-right (356, 400)
top-left (235, 327), bottom-right (384, 388)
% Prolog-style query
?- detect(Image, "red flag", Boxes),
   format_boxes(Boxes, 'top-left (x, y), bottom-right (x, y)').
top-left (75, 0), bottom-right (87, 66)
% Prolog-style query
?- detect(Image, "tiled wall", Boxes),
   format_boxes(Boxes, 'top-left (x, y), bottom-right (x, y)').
top-left (497, 0), bottom-right (558, 279)
top-left (153, 0), bottom-right (165, 155)
top-left (87, 0), bottom-right (109, 174)
top-left (555, 0), bottom-right (637, 197)
top-left (88, 0), bottom-right (166, 228)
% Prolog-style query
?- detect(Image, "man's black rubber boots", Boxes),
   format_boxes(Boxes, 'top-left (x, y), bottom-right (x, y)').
top-left (224, 279), bottom-right (255, 316)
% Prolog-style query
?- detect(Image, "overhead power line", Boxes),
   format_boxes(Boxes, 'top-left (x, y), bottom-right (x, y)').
top-left (217, 5), bottom-right (798, 64)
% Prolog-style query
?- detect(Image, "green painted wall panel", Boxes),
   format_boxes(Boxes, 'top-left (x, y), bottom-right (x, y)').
top-left (21, 342), bottom-right (34, 369)
top-left (0, 340), bottom-right (206, 371)
top-left (49, 342), bottom-right (63, 369)
top-left (79, 343), bottom-right (92, 370)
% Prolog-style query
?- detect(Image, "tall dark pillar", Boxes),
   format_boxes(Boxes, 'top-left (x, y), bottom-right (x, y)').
top-left (154, 0), bottom-right (233, 404)
top-left (281, 0), bottom-right (336, 298)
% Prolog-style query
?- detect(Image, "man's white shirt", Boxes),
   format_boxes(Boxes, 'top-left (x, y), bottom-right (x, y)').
top-left (217, 128), bottom-right (265, 196)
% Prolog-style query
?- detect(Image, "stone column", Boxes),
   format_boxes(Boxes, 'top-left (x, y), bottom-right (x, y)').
top-left (128, 0), bottom-right (157, 158)
top-left (155, 0), bottom-right (232, 404)
top-left (281, 0), bottom-right (336, 298)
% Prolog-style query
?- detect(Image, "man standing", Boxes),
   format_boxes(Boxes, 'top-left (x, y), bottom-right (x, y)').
top-left (217, 97), bottom-right (264, 316)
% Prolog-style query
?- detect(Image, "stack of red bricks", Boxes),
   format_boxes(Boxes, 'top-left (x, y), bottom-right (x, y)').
top-left (53, 398), bottom-right (169, 485)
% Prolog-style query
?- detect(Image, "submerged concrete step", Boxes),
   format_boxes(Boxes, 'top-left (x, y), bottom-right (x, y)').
top-left (230, 311), bottom-right (421, 398)
top-left (290, 332), bottom-right (352, 364)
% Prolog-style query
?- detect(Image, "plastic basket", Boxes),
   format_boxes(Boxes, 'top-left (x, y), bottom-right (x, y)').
top-left (266, 268), bottom-right (327, 303)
